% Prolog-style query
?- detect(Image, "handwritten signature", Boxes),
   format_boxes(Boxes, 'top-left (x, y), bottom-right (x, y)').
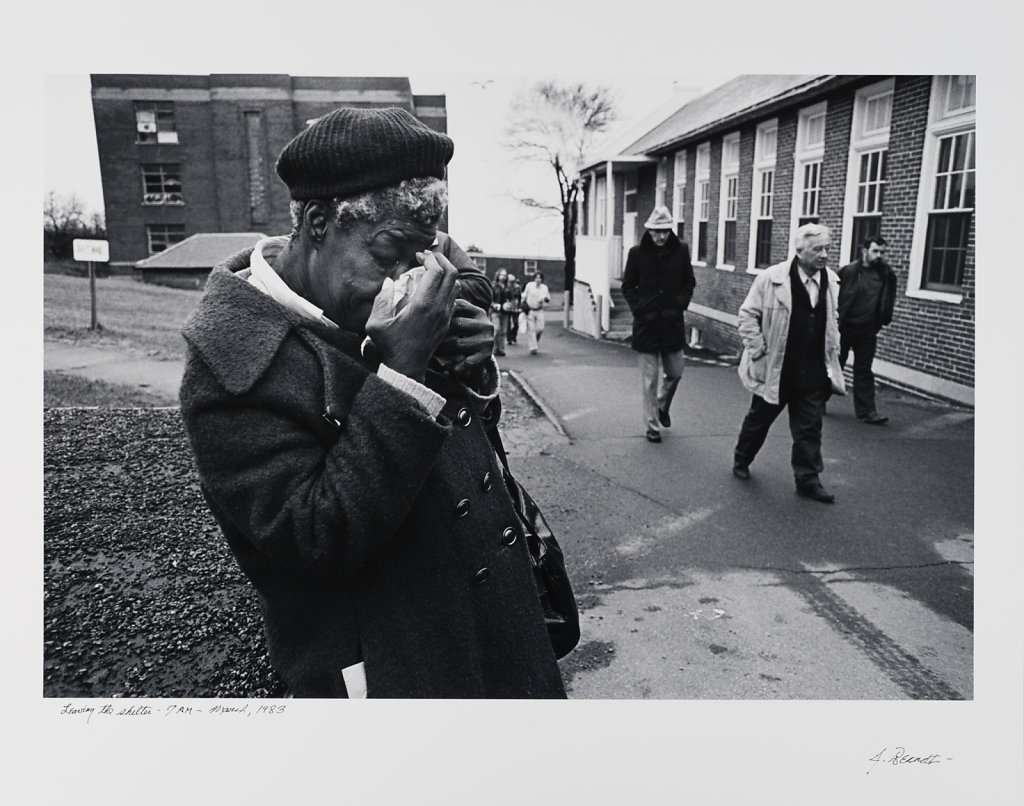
top-left (867, 747), bottom-right (948, 775)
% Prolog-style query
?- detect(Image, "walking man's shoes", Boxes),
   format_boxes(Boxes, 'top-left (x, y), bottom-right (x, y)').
top-left (732, 462), bottom-right (750, 480)
top-left (646, 429), bottom-right (662, 443)
top-left (859, 412), bottom-right (889, 425)
top-left (796, 481), bottom-right (835, 503)
top-left (657, 407), bottom-right (671, 428)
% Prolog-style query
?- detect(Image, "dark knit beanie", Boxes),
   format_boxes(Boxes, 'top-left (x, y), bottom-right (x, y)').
top-left (275, 107), bottom-right (454, 201)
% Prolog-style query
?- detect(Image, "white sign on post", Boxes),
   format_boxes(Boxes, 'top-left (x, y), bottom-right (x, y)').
top-left (73, 239), bottom-right (110, 263)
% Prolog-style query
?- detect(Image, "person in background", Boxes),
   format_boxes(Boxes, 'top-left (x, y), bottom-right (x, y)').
top-left (178, 106), bottom-right (567, 698)
top-left (837, 236), bottom-right (897, 425)
top-left (490, 268), bottom-right (510, 356)
top-left (522, 271), bottom-right (551, 355)
top-left (505, 273), bottom-right (522, 344)
top-left (731, 223), bottom-right (846, 503)
top-left (621, 206), bottom-right (696, 444)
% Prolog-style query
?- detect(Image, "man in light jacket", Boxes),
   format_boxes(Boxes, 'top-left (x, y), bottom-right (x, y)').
top-left (732, 223), bottom-right (846, 503)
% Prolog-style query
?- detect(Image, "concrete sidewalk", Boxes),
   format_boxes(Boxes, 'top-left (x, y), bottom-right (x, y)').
top-left (45, 341), bottom-right (185, 402)
top-left (497, 313), bottom-right (974, 699)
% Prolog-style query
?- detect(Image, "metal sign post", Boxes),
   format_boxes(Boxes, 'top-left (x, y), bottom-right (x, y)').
top-left (72, 239), bottom-right (110, 331)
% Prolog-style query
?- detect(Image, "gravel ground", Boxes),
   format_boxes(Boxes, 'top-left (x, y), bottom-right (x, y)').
top-left (43, 373), bottom-right (560, 698)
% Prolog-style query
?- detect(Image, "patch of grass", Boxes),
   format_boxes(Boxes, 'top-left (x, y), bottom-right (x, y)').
top-left (44, 272), bottom-right (201, 361)
top-left (44, 371), bottom-right (176, 407)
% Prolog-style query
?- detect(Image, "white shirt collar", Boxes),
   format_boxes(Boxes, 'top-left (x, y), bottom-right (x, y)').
top-left (246, 236), bottom-right (338, 328)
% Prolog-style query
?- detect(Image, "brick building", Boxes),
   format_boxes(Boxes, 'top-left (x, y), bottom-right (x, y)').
top-left (90, 74), bottom-right (449, 269)
top-left (576, 75), bottom-right (975, 406)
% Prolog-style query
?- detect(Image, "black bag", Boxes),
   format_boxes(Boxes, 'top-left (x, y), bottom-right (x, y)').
top-left (487, 427), bottom-right (580, 659)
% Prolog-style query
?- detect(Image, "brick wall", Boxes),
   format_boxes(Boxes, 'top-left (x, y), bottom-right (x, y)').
top-left (653, 76), bottom-right (975, 399)
top-left (92, 75), bottom-right (447, 265)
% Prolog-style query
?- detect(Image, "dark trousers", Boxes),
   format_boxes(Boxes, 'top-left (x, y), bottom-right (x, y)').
top-left (840, 327), bottom-right (878, 418)
top-left (734, 384), bottom-right (828, 486)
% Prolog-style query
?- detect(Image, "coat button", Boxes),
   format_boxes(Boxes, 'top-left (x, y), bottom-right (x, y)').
top-left (501, 526), bottom-right (517, 546)
top-left (455, 498), bottom-right (471, 518)
top-left (482, 472), bottom-right (493, 492)
top-left (472, 567), bottom-right (490, 585)
top-left (456, 408), bottom-right (472, 427)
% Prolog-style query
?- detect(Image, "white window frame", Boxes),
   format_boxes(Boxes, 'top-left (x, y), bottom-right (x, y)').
top-left (716, 132), bottom-right (740, 271)
top-left (655, 156), bottom-right (668, 209)
top-left (906, 76), bottom-right (976, 304)
top-left (748, 119), bottom-right (777, 273)
top-left (692, 142), bottom-right (711, 265)
top-left (524, 259), bottom-right (538, 273)
top-left (672, 150), bottom-right (688, 239)
top-left (841, 79), bottom-right (894, 264)
top-left (790, 101), bottom-right (827, 244)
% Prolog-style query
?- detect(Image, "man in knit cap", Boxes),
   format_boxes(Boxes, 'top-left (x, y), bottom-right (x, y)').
top-left (179, 107), bottom-right (570, 698)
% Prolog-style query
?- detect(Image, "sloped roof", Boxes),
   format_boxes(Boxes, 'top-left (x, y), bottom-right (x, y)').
top-left (135, 232), bottom-right (267, 270)
top-left (622, 74), bottom-right (831, 155)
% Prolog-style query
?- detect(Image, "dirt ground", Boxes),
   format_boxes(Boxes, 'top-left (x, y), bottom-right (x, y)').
top-left (43, 374), bottom-right (562, 698)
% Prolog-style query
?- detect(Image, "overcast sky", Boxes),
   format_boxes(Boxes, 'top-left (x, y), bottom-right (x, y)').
top-left (44, 71), bottom-right (736, 256)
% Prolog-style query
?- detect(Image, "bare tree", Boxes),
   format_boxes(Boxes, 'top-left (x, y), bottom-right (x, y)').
top-left (505, 82), bottom-right (617, 301)
top-left (43, 191), bottom-right (105, 260)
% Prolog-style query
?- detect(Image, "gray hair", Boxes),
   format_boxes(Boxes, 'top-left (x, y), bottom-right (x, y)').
top-left (289, 176), bottom-right (448, 237)
top-left (793, 222), bottom-right (831, 252)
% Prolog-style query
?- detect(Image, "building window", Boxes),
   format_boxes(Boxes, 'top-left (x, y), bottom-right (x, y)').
top-left (843, 80), bottom-right (893, 263)
top-left (135, 102), bottom-right (178, 145)
top-left (792, 102), bottom-right (827, 233)
top-left (723, 175), bottom-right (738, 264)
top-left (718, 132), bottom-right (740, 268)
top-left (473, 257), bottom-right (487, 272)
top-left (146, 224), bottom-right (186, 255)
top-left (697, 183), bottom-right (710, 261)
top-left (923, 130), bottom-right (974, 291)
top-left (141, 164), bottom-right (183, 205)
top-left (524, 259), bottom-right (538, 273)
top-left (673, 150), bottom-right (687, 241)
top-left (245, 111), bottom-right (269, 225)
top-left (908, 76), bottom-right (976, 302)
top-left (750, 120), bottom-right (777, 270)
top-left (655, 157), bottom-right (668, 208)
top-left (851, 149), bottom-right (887, 261)
top-left (624, 173), bottom-right (637, 214)
top-left (799, 161), bottom-right (822, 225)
top-left (942, 75), bottom-right (976, 114)
top-left (755, 169), bottom-right (774, 267)
top-left (693, 143), bottom-right (711, 263)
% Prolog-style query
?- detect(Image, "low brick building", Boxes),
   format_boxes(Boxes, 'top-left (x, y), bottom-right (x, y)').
top-left (577, 75), bottom-right (975, 406)
top-left (91, 74), bottom-right (448, 269)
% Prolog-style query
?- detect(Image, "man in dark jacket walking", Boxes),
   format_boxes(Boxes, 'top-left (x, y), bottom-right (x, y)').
top-left (178, 107), bottom-right (569, 699)
top-left (837, 236), bottom-right (898, 425)
top-left (621, 206), bottom-right (696, 443)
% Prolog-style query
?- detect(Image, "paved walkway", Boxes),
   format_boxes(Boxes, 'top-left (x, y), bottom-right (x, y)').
top-left (496, 312), bottom-right (975, 699)
top-left (45, 341), bottom-right (185, 402)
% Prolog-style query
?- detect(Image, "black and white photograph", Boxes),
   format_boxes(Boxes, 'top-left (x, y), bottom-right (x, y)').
top-left (11, 1), bottom-right (1024, 803)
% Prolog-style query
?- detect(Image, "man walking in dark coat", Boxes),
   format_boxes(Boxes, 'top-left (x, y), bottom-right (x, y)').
top-left (178, 107), bottom-right (569, 698)
top-left (621, 206), bottom-right (696, 443)
top-left (837, 236), bottom-right (898, 425)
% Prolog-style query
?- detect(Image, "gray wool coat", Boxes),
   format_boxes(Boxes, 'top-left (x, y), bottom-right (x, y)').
top-left (179, 255), bottom-right (566, 698)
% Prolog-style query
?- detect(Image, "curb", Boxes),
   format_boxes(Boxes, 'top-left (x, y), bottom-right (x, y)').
top-left (506, 369), bottom-right (570, 441)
